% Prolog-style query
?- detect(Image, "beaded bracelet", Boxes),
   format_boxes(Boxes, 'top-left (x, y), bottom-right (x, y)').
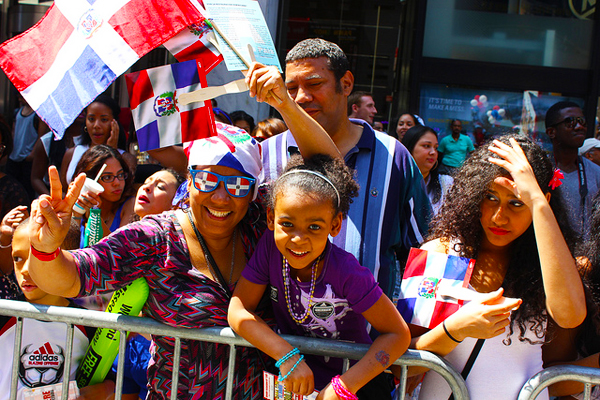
top-left (443, 320), bottom-right (462, 343)
top-left (331, 375), bottom-right (358, 400)
top-left (278, 355), bottom-right (304, 381)
top-left (275, 347), bottom-right (299, 368)
top-left (30, 246), bottom-right (61, 262)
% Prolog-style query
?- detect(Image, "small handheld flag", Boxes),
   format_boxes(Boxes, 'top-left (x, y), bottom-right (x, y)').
top-left (125, 59), bottom-right (216, 151)
top-left (397, 248), bottom-right (475, 329)
top-left (0, 0), bottom-right (206, 138)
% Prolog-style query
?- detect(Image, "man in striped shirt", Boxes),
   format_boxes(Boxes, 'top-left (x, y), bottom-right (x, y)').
top-left (260, 38), bottom-right (431, 299)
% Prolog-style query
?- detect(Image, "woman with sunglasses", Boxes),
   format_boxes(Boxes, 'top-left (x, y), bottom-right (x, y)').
top-left (545, 101), bottom-right (600, 241)
top-left (25, 63), bottom-right (340, 400)
top-left (72, 145), bottom-right (135, 241)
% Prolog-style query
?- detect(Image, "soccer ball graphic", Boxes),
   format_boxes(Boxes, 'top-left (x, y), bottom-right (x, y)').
top-left (19, 344), bottom-right (65, 388)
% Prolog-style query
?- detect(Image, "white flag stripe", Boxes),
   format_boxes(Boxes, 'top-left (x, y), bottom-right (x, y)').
top-left (426, 251), bottom-right (449, 278)
top-left (163, 29), bottom-right (196, 54)
top-left (132, 96), bottom-right (161, 131)
top-left (148, 66), bottom-right (177, 95)
top-left (84, 23), bottom-right (139, 76)
top-left (25, 2), bottom-right (137, 110)
top-left (413, 295), bottom-right (435, 327)
top-left (156, 113), bottom-right (182, 145)
top-left (22, 33), bottom-right (88, 110)
top-left (56, 0), bottom-right (98, 25)
top-left (400, 276), bottom-right (423, 299)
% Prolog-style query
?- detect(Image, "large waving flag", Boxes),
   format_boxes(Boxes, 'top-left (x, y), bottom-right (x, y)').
top-left (163, 18), bottom-right (223, 73)
top-left (0, 0), bottom-right (206, 138)
top-left (397, 248), bottom-right (475, 329)
top-left (125, 59), bottom-right (216, 151)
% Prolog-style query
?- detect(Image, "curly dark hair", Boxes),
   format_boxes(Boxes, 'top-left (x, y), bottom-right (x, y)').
top-left (428, 133), bottom-right (576, 343)
top-left (74, 144), bottom-right (135, 200)
top-left (80, 94), bottom-right (127, 150)
top-left (268, 154), bottom-right (359, 218)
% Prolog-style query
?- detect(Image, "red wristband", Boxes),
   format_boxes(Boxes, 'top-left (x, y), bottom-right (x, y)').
top-left (31, 246), bottom-right (61, 262)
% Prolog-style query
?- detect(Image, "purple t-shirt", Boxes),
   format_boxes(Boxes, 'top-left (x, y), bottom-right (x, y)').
top-left (243, 231), bottom-right (383, 389)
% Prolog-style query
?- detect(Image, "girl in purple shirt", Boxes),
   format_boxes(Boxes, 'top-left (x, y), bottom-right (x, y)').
top-left (229, 154), bottom-right (410, 400)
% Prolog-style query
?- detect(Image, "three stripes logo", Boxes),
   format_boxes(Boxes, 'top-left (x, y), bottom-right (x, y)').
top-left (19, 342), bottom-right (65, 387)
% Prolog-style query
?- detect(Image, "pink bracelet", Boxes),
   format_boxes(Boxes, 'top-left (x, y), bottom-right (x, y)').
top-left (331, 375), bottom-right (358, 400)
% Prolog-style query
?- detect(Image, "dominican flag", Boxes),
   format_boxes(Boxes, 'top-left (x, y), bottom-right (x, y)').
top-left (125, 59), bottom-right (216, 151)
top-left (397, 248), bottom-right (475, 329)
top-left (0, 0), bottom-right (206, 138)
top-left (163, 15), bottom-right (223, 73)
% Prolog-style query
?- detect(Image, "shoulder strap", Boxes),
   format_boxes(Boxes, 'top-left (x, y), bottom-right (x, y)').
top-left (448, 338), bottom-right (485, 400)
top-left (185, 209), bottom-right (233, 298)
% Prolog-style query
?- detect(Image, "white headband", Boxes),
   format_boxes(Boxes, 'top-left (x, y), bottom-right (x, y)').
top-left (279, 169), bottom-right (340, 208)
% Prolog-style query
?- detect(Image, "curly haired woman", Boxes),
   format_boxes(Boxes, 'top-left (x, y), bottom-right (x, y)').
top-left (408, 134), bottom-right (585, 400)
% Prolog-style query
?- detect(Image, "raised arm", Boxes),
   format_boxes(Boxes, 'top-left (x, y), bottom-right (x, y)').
top-left (488, 138), bottom-right (586, 328)
top-left (146, 146), bottom-right (187, 175)
top-left (228, 277), bottom-right (315, 396)
top-left (245, 62), bottom-right (341, 160)
top-left (319, 295), bottom-right (409, 399)
top-left (28, 166), bottom-right (85, 298)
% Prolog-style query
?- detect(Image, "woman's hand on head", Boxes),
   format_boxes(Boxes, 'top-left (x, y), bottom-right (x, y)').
top-left (30, 166), bottom-right (85, 253)
top-left (106, 119), bottom-right (119, 149)
top-left (487, 138), bottom-right (548, 208)
top-left (280, 355), bottom-right (315, 396)
top-left (444, 288), bottom-right (522, 341)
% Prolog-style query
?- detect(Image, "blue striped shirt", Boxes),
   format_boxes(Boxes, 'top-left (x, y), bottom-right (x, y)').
top-left (260, 119), bottom-right (431, 297)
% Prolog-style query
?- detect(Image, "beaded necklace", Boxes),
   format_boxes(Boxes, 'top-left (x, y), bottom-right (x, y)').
top-left (282, 253), bottom-right (323, 324)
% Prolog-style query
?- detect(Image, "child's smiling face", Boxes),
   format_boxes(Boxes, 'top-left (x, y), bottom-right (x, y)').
top-left (268, 191), bottom-right (342, 276)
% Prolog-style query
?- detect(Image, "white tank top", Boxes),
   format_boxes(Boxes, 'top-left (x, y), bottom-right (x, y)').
top-left (418, 325), bottom-right (547, 400)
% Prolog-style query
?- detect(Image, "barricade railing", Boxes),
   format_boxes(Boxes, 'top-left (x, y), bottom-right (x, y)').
top-left (0, 299), bottom-right (469, 400)
top-left (518, 364), bottom-right (600, 400)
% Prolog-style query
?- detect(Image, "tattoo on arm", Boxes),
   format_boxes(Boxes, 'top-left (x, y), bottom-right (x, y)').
top-left (375, 350), bottom-right (390, 367)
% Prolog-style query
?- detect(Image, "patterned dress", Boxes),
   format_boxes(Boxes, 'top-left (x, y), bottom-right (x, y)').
top-left (71, 210), bottom-right (269, 399)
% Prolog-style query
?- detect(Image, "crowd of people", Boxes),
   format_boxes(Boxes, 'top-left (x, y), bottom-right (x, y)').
top-left (0, 37), bottom-right (599, 400)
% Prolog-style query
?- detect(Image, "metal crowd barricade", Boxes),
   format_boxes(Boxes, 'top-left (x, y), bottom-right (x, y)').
top-left (518, 364), bottom-right (600, 400)
top-left (0, 299), bottom-right (469, 400)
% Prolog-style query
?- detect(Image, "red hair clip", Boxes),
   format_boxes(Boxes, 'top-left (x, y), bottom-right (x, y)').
top-left (549, 168), bottom-right (564, 190)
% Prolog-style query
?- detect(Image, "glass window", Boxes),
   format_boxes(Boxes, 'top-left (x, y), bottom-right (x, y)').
top-left (281, 0), bottom-right (405, 127)
top-left (419, 83), bottom-right (583, 151)
top-left (423, 0), bottom-right (594, 69)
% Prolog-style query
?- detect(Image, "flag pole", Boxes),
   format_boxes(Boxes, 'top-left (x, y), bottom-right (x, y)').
top-left (205, 19), bottom-right (282, 104)
top-left (205, 19), bottom-right (251, 69)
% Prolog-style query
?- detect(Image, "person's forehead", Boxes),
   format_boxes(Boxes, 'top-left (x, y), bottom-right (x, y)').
top-left (149, 170), bottom-right (177, 183)
top-left (361, 96), bottom-right (374, 105)
top-left (559, 107), bottom-right (584, 118)
top-left (452, 121), bottom-right (462, 125)
top-left (285, 57), bottom-right (334, 82)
